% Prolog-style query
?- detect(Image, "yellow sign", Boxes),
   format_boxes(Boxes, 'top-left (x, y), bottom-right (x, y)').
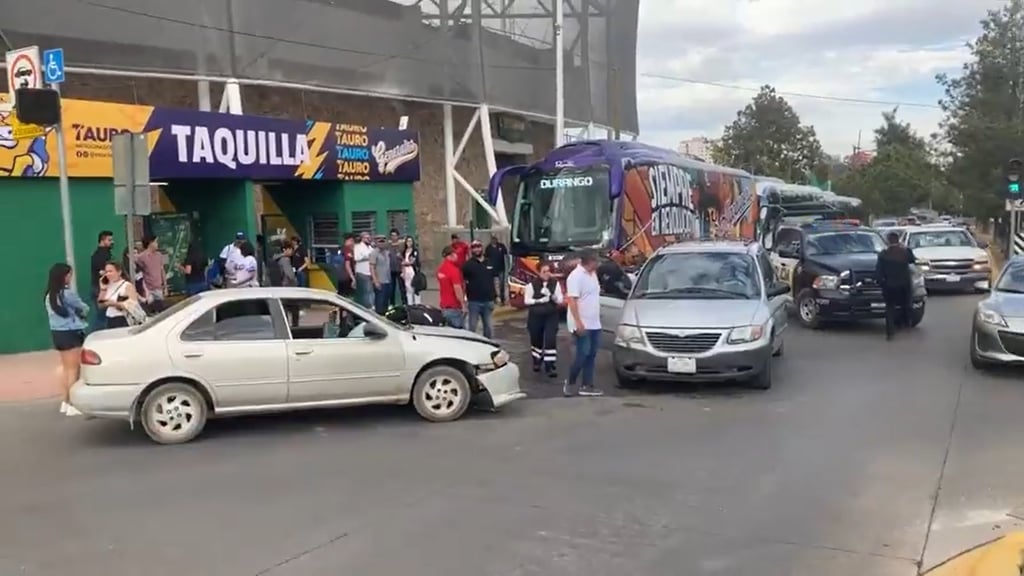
top-left (10, 114), bottom-right (44, 140)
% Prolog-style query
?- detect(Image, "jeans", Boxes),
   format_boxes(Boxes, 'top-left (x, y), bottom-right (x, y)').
top-left (390, 272), bottom-right (405, 306)
top-left (442, 308), bottom-right (465, 328)
top-left (185, 281), bottom-right (207, 296)
top-left (883, 286), bottom-right (912, 337)
top-left (568, 329), bottom-right (601, 389)
top-left (493, 271), bottom-right (507, 304)
top-left (467, 300), bottom-right (494, 339)
top-left (355, 274), bottom-right (374, 309)
top-left (296, 270), bottom-right (309, 288)
top-left (374, 282), bottom-right (392, 314)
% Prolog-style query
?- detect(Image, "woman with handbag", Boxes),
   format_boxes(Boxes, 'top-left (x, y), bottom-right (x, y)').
top-left (44, 262), bottom-right (90, 415)
top-left (402, 236), bottom-right (424, 305)
top-left (98, 262), bottom-right (144, 329)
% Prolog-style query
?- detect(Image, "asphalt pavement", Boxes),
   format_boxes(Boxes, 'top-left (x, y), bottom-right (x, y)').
top-left (3, 293), bottom-right (1024, 575)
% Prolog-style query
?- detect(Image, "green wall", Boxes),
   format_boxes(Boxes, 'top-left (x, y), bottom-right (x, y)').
top-left (343, 182), bottom-right (415, 236)
top-left (267, 181), bottom-right (344, 241)
top-left (0, 178), bottom-right (126, 354)
top-left (164, 179), bottom-right (257, 260)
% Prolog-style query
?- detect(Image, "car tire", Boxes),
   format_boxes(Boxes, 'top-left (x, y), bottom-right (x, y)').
top-left (909, 303), bottom-right (925, 328)
top-left (796, 289), bottom-right (821, 329)
top-left (139, 382), bottom-right (209, 445)
top-left (772, 337), bottom-right (784, 357)
top-left (412, 365), bottom-right (472, 423)
top-left (750, 356), bottom-right (773, 390)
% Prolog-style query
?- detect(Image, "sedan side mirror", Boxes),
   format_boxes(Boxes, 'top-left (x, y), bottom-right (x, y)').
top-left (767, 283), bottom-right (790, 298)
top-left (363, 323), bottom-right (388, 339)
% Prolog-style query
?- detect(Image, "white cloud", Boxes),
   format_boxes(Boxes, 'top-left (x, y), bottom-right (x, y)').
top-left (635, 0), bottom-right (1004, 156)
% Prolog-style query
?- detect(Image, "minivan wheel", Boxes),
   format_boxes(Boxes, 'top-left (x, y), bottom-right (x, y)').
top-left (796, 289), bottom-right (821, 329)
top-left (615, 371), bottom-right (641, 389)
top-left (413, 365), bottom-right (472, 422)
top-left (140, 382), bottom-right (208, 445)
top-left (909, 303), bottom-right (925, 328)
top-left (749, 357), bottom-right (773, 390)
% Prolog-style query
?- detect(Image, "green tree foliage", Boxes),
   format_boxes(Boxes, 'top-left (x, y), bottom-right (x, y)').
top-left (937, 0), bottom-right (1024, 218)
top-left (833, 109), bottom-right (955, 216)
top-left (711, 85), bottom-right (824, 182)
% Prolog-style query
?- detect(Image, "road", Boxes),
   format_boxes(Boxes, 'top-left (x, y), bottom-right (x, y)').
top-left (2, 293), bottom-right (1024, 575)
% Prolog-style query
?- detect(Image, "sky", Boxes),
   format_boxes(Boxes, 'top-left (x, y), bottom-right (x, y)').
top-left (635, 0), bottom-right (1007, 157)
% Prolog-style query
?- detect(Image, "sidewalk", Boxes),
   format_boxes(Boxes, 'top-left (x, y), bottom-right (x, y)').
top-left (0, 286), bottom-right (522, 404)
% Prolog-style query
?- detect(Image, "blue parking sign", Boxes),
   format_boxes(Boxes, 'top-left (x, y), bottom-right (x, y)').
top-left (42, 48), bottom-right (65, 84)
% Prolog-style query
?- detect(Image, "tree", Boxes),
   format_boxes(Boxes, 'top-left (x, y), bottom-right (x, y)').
top-left (937, 0), bottom-right (1024, 218)
top-left (833, 109), bottom-right (954, 215)
top-left (711, 85), bottom-right (824, 182)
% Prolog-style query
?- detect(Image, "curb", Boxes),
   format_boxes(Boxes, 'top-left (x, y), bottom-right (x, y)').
top-left (922, 531), bottom-right (1024, 575)
top-left (493, 306), bottom-right (525, 321)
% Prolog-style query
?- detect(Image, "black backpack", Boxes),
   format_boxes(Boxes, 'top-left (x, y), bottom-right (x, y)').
top-left (384, 304), bottom-right (448, 327)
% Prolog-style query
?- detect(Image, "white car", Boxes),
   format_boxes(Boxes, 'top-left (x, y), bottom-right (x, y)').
top-left (71, 288), bottom-right (524, 444)
top-left (903, 226), bottom-right (992, 292)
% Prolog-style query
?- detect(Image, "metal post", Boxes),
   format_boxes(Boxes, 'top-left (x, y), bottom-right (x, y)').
top-left (554, 0), bottom-right (565, 146)
top-left (54, 84), bottom-right (75, 269)
top-left (124, 137), bottom-right (137, 281)
top-left (197, 80), bottom-right (212, 111)
top-left (1013, 208), bottom-right (1020, 257)
top-left (443, 104), bottom-right (457, 227)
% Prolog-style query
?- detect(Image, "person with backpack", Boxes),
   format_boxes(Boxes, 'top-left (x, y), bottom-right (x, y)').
top-left (269, 241), bottom-right (297, 287)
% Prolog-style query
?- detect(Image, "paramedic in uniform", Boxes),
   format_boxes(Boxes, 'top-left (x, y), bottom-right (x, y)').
top-left (524, 260), bottom-right (564, 377)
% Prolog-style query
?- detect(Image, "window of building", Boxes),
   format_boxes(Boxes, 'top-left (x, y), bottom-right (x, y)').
top-left (386, 210), bottom-right (409, 236)
top-left (309, 214), bottom-right (340, 264)
top-left (351, 211), bottom-right (377, 235)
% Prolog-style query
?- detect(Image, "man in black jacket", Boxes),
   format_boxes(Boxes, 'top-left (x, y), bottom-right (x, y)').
top-left (484, 235), bottom-right (509, 305)
top-left (88, 230), bottom-right (114, 332)
top-left (876, 231), bottom-right (917, 340)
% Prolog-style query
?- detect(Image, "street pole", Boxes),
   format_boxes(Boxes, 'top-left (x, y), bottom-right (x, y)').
top-left (554, 0), bottom-right (565, 146)
top-left (54, 84), bottom-right (74, 270)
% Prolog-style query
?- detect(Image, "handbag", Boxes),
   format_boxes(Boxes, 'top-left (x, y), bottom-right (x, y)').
top-left (123, 300), bottom-right (149, 326)
top-left (411, 270), bottom-right (427, 292)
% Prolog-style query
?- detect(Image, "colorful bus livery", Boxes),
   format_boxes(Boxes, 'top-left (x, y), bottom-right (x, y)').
top-left (488, 140), bottom-right (758, 307)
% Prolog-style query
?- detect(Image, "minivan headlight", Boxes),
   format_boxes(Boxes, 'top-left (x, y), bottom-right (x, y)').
top-left (813, 275), bottom-right (840, 290)
top-left (727, 324), bottom-right (765, 344)
top-left (614, 324), bottom-right (645, 347)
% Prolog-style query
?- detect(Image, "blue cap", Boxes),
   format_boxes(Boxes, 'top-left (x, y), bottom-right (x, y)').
top-left (235, 231), bottom-right (246, 240)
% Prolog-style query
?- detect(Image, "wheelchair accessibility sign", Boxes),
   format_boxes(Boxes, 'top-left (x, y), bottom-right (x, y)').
top-left (42, 48), bottom-right (64, 85)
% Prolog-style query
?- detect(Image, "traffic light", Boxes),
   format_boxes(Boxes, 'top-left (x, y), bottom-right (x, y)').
top-left (1007, 158), bottom-right (1023, 197)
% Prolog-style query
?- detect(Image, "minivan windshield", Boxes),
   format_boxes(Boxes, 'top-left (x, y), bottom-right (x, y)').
top-left (633, 252), bottom-right (760, 300)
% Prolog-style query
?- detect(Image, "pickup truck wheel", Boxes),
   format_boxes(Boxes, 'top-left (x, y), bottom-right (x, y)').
top-left (909, 303), bottom-right (925, 328)
top-left (796, 289), bottom-right (821, 329)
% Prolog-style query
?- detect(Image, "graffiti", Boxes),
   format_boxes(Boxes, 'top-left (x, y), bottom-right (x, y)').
top-left (0, 111), bottom-right (51, 177)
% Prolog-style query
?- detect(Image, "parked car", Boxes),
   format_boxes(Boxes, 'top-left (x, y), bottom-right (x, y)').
top-left (609, 241), bottom-right (790, 390)
top-left (770, 221), bottom-right (926, 329)
top-left (70, 288), bottom-right (524, 444)
top-left (904, 225), bottom-right (991, 293)
top-left (970, 256), bottom-right (1024, 369)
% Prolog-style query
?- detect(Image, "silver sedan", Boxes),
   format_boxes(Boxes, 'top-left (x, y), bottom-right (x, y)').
top-left (970, 257), bottom-right (1024, 369)
top-left (71, 287), bottom-right (523, 444)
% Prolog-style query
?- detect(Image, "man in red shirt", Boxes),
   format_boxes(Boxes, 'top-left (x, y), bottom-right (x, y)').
top-left (437, 245), bottom-right (466, 328)
top-left (450, 233), bottom-right (469, 266)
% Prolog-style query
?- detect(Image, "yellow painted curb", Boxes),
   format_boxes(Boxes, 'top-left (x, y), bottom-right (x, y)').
top-left (492, 306), bottom-right (524, 321)
top-left (922, 532), bottom-right (1024, 575)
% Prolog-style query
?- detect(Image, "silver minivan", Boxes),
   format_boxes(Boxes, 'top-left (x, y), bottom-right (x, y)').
top-left (606, 241), bottom-right (791, 390)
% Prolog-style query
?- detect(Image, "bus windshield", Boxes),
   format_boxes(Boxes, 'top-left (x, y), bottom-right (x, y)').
top-left (513, 166), bottom-right (613, 251)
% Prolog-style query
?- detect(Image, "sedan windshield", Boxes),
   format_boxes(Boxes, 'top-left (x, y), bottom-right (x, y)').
top-left (907, 230), bottom-right (976, 249)
top-left (633, 252), bottom-right (760, 299)
top-left (805, 231), bottom-right (885, 255)
top-left (996, 261), bottom-right (1024, 293)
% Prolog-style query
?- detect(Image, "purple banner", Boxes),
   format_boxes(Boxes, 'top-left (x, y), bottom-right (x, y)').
top-left (143, 107), bottom-right (420, 182)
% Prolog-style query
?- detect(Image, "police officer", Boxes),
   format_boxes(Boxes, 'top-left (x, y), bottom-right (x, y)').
top-left (876, 231), bottom-right (917, 340)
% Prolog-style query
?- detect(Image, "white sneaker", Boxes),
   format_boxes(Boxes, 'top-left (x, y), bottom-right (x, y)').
top-left (65, 405), bottom-right (82, 416)
top-left (59, 401), bottom-right (68, 414)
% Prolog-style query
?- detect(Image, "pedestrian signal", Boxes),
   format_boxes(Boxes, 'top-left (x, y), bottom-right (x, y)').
top-left (1006, 158), bottom-right (1023, 197)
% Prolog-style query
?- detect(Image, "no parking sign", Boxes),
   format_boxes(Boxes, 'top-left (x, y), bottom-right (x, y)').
top-left (4, 46), bottom-right (41, 108)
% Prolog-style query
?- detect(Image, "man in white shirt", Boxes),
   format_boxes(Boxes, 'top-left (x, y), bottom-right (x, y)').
top-left (352, 231), bottom-right (375, 309)
top-left (218, 232), bottom-right (245, 288)
top-left (564, 251), bottom-right (604, 397)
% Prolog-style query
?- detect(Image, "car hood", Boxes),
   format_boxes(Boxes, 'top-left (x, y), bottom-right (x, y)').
top-left (625, 298), bottom-right (763, 329)
top-left (987, 292), bottom-right (1024, 318)
top-left (913, 246), bottom-right (985, 261)
top-left (807, 252), bottom-right (879, 273)
top-left (411, 325), bottom-right (498, 347)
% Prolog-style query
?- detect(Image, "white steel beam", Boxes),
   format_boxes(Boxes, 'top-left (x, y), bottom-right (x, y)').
top-left (453, 170), bottom-right (501, 222)
top-left (443, 104), bottom-right (458, 227)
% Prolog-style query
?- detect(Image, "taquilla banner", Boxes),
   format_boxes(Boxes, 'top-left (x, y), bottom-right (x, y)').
top-left (0, 98), bottom-right (420, 182)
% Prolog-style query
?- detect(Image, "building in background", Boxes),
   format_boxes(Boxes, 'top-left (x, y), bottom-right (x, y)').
top-left (677, 136), bottom-right (718, 160)
top-left (847, 150), bottom-right (876, 168)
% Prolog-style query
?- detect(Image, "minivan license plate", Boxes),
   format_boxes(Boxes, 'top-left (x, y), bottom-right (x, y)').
top-left (667, 357), bottom-right (696, 374)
